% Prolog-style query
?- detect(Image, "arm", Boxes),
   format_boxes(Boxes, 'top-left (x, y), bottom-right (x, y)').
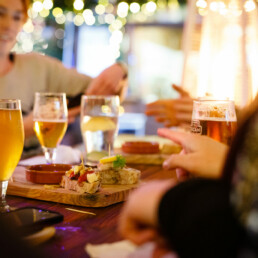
top-left (119, 180), bottom-right (175, 245)
top-left (119, 179), bottom-right (240, 258)
top-left (86, 63), bottom-right (128, 101)
top-left (43, 55), bottom-right (128, 100)
top-left (23, 112), bottom-right (35, 138)
top-left (145, 85), bottom-right (193, 127)
top-left (158, 129), bottom-right (229, 179)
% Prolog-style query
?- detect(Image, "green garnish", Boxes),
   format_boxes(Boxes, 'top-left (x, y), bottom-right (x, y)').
top-left (113, 155), bottom-right (126, 169)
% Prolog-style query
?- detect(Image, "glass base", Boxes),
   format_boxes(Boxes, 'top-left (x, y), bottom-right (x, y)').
top-left (42, 147), bottom-right (57, 164)
top-left (0, 181), bottom-right (13, 213)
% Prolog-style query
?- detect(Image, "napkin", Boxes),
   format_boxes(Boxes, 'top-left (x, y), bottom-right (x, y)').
top-left (85, 240), bottom-right (178, 258)
top-left (19, 145), bottom-right (82, 165)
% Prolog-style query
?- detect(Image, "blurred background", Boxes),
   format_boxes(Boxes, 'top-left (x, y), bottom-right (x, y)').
top-left (15, 0), bottom-right (189, 136)
top-left (17, 0), bottom-right (258, 136)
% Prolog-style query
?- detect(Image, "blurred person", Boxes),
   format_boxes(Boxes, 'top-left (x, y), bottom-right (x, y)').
top-left (145, 84), bottom-right (193, 128)
top-left (119, 106), bottom-right (258, 258)
top-left (0, 0), bottom-right (128, 142)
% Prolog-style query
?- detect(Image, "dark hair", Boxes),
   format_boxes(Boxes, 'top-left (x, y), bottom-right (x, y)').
top-left (21, 0), bottom-right (30, 17)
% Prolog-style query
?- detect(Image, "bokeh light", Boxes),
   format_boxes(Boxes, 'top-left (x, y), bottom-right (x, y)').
top-left (130, 3), bottom-right (140, 13)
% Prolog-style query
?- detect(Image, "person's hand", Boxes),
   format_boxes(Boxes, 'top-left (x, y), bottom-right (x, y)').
top-left (119, 180), bottom-right (175, 245)
top-left (145, 84), bottom-right (193, 127)
top-left (158, 128), bottom-right (229, 179)
top-left (86, 63), bottom-right (128, 101)
top-left (23, 112), bottom-right (35, 138)
top-left (67, 106), bottom-right (80, 124)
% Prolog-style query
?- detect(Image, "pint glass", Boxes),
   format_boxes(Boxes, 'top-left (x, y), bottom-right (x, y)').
top-left (191, 100), bottom-right (237, 145)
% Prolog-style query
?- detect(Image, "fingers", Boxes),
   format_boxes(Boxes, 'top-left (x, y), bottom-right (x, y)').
top-left (172, 84), bottom-right (190, 97)
top-left (175, 112), bottom-right (192, 123)
top-left (176, 168), bottom-right (190, 181)
top-left (163, 153), bottom-right (201, 176)
top-left (68, 106), bottom-right (80, 117)
top-left (158, 128), bottom-right (192, 146)
top-left (122, 227), bottom-right (158, 246)
top-left (145, 107), bottom-right (164, 116)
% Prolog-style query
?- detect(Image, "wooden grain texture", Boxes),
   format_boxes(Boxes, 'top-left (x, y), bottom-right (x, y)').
top-left (115, 147), bottom-right (181, 165)
top-left (7, 166), bottom-right (139, 207)
top-left (6, 164), bottom-right (176, 258)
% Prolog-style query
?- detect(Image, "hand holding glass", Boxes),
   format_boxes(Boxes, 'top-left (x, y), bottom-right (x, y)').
top-left (33, 93), bottom-right (68, 164)
top-left (191, 99), bottom-right (237, 145)
top-left (0, 99), bottom-right (24, 212)
top-left (80, 95), bottom-right (120, 162)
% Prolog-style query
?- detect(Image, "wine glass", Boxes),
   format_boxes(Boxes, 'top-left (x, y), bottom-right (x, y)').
top-left (0, 99), bottom-right (24, 213)
top-left (33, 92), bottom-right (68, 164)
top-left (191, 99), bottom-right (237, 145)
top-left (80, 95), bottom-right (120, 162)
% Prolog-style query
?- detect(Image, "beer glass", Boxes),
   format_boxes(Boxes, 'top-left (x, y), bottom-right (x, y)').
top-left (33, 93), bottom-right (68, 164)
top-left (80, 95), bottom-right (120, 162)
top-left (0, 99), bottom-right (24, 212)
top-left (191, 99), bottom-right (237, 145)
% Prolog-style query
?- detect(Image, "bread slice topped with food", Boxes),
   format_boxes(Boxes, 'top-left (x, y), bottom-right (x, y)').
top-left (97, 155), bottom-right (141, 185)
top-left (60, 164), bottom-right (100, 194)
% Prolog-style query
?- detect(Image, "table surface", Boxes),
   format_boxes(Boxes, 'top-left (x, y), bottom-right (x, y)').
top-left (7, 164), bottom-right (176, 258)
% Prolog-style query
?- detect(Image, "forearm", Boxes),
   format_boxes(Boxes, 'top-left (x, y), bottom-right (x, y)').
top-left (23, 113), bottom-right (35, 138)
top-left (158, 179), bottom-right (240, 258)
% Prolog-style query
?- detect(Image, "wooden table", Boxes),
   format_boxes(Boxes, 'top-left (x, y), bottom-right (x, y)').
top-left (6, 164), bottom-right (176, 258)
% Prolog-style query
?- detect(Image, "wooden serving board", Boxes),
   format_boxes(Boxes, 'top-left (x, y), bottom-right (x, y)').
top-left (7, 166), bottom-right (138, 208)
top-left (114, 149), bottom-right (172, 165)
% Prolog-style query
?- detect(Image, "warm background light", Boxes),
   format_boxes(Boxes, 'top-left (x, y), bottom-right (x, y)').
top-left (182, 0), bottom-right (258, 107)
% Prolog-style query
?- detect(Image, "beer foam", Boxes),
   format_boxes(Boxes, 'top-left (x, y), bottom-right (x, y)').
top-left (197, 117), bottom-right (237, 122)
top-left (33, 119), bottom-right (67, 123)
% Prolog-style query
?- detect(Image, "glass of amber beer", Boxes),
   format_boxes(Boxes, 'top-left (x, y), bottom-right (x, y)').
top-left (33, 93), bottom-right (68, 164)
top-left (191, 99), bottom-right (237, 145)
top-left (0, 99), bottom-right (24, 212)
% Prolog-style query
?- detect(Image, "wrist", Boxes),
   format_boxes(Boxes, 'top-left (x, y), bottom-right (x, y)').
top-left (116, 61), bottom-right (128, 80)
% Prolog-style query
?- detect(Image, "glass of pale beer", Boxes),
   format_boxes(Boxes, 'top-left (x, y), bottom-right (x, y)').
top-left (80, 95), bottom-right (120, 162)
top-left (191, 99), bottom-right (237, 145)
top-left (0, 99), bottom-right (24, 212)
top-left (33, 93), bottom-right (68, 164)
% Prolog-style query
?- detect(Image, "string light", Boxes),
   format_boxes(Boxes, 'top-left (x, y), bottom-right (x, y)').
top-left (33, 1), bottom-right (43, 12)
top-left (43, 0), bottom-right (53, 10)
top-left (130, 3), bottom-right (140, 13)
top-left (17, 0), bottom-right (164, 55)
top-left (39, 9), bottom-right (50, 17)
top-left (52, 7), bottom-right (63, 17)
top-left (74, 0), bottom-right (84, 11)
top-left (244, 0), bottom-right (256, 12)
top-left (196, 0), bottom-right (256, 15)
top-left (146, 1), bottom-right (157, 12)
top-left (95, 4), bottom-right (105, 15)
top-left (73, 13), bottom-right (84, 26)
top-left (55, 14), bottom-right (66, 24)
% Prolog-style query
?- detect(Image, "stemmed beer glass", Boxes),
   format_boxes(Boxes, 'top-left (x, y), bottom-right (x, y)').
top-left (33, 93), bottom-right (68, 164)
top-left (0, 99), bottom-right (24, 213)
top-left (80, 95), bottom-right (120, 162)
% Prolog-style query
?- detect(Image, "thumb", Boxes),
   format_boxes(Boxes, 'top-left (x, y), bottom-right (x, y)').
top-left (172, 84), bottom-right (190, 97)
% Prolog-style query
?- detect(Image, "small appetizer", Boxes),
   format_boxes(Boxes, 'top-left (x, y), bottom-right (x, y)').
top-left (97, 155), bottom-right (141, 185)
top-left (60, 164), bottom-right (100, 194)
top-left (122, 141), bottom-right (160, 154)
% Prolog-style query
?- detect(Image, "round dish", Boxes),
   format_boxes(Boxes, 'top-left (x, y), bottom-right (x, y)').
top-left (26, 164), bottom-right (73, 184)
top-left (121, 141), bottom-right (160, 154)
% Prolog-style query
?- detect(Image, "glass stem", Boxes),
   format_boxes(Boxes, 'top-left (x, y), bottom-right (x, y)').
top-left (43, 147), bottom-right (57, 164)
top-left (0, 181), bottom-right (10, 213)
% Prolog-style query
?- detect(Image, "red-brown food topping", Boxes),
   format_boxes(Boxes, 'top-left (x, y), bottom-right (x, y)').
top-left (121, 141), bottom-right (160, 154)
